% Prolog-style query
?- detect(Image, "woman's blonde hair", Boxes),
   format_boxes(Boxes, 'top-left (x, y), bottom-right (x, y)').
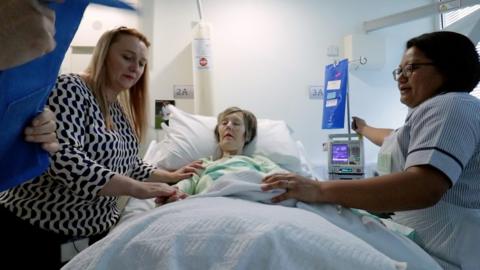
top-left (84, 26), bottom-right (150, 140)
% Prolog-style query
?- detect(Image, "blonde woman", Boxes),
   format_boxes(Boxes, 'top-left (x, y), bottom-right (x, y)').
top-left (0, 27), bottom-right (201, 268)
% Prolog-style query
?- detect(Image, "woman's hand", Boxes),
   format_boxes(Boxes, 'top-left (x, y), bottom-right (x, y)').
top-left (165, 160), bottom-right (204, 184)
top-left (155, 186), bottom-right (189, 206)
top-left (129, 181), bottom-right (177, 200)
top-left (261, 173), bottom-right (322, 203)
top-left (149, 161), bottom-right (204, 184)
top-left (24, 107), bottom-right (59, 154)
top-left (99, 174), bottom-right (181, 199)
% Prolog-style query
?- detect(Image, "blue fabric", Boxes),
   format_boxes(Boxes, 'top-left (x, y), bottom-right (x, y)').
top-left (322, 59), bottom-right (349, 129)
top-left (90, 0), bottom-right (135, 10)
top-left (0, 0), bottom-right (134, 190)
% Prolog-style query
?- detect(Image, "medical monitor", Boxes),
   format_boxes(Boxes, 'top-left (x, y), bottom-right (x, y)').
top-left (327, 134), bottom-right (364, 178)
top-left (331, 143), bottom-right (349, 164)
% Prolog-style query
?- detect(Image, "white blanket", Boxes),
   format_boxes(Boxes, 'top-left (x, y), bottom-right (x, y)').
top-left (193, 171), bottom-right (441, 270)
top-left (192, 170), bottom-right (297, 207)
top-left (62, 173), bottom-right (441, 270)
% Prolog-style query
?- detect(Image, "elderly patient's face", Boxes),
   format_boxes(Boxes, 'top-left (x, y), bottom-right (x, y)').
top-left (397, 47), bottom-right (444, 108)
top-left (218, 112), bottom-right (246, 155)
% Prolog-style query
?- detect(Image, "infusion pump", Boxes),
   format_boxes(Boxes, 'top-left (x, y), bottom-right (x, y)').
top-left (327, 133), bottom-right (364, 179)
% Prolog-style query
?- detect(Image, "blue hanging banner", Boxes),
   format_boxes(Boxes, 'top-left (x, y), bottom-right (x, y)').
top-left (322, 59), bottom-right (349, 129)
top-left (0, 0), bottom-right (135, 190)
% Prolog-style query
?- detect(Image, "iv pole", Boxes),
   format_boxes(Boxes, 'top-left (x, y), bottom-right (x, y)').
top-left (346, 79), bottom-right (351, 141)
top-left (196, 0), bottom-right (204, 20)
top-left (345, 57), bottom-right (366, 141)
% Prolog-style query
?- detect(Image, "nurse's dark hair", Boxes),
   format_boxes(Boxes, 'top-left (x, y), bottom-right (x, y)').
top-left (214, 107), bottom-right (257, 147)
top-left (406, 31), bottom-right (480, 93)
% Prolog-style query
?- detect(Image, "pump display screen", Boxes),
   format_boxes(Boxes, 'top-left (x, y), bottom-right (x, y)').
top-left (331, 143), bottom-right (349, 163)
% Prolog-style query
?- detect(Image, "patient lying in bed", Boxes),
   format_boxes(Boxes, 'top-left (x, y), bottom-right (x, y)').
top-left (165, 106), bottom-right (289, 201)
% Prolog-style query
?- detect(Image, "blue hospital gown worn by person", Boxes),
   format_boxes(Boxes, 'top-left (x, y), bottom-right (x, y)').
top-left (0, 74), bottom-right (154, 237)
top-left (176, 155), bottom-right (286, 195)
top-left (383, 92), bottom-right (480, 269)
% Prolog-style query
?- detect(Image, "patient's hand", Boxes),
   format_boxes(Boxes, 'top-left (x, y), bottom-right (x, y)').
top-left (24, 107), bottom-right (59, 154)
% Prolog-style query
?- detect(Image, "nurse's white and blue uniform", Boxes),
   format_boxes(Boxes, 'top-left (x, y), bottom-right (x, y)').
top-left (377, 92), bottom-right (480, 270)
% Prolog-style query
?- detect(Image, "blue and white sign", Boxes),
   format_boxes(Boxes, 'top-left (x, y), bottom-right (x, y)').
top-left (322, 59), bottom-right (348, 129)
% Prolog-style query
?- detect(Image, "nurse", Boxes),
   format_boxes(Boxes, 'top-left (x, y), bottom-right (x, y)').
top-left (262, 31), bottom-right (480, 269)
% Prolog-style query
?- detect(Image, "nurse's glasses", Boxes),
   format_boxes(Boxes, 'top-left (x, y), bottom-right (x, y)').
top-left (392, 63), bottom-right (435, 81)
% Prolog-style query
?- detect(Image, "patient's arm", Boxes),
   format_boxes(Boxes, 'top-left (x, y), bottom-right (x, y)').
top-left (173, 177), bottom-right (197, 195)
top-left (172, 159), bottom-right (213, 196)
top-left (254, 154), bottom-right (289, 174)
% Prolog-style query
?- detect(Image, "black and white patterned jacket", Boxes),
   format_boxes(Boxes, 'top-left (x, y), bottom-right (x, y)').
top-left (0, 73), bottom-right (154, 237)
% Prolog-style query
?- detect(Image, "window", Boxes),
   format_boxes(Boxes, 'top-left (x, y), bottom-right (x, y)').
top-left (441, 4), bottom-right (480, 98)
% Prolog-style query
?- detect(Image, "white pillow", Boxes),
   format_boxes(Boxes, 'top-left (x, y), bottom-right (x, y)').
top-left (149, 105), bottom-right (303, 174)
top-left (295, 140), bottom-right (318, 179)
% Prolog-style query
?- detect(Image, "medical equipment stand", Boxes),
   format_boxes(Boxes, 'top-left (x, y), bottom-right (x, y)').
top-left (327, 68), bottom-right (365, 180)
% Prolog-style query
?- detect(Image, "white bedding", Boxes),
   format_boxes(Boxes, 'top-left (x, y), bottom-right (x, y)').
top-left (64, 197), bottom-right (404, 270)
top-left (63, 172), bottom-right (441, 270)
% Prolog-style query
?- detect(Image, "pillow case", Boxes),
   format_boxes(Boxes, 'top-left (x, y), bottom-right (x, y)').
top-left (148, 105), bottom-right (303, 174)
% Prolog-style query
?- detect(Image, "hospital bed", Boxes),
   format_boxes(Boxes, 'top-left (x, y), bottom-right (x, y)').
top-left (62, 106), bottom-right (442, 270)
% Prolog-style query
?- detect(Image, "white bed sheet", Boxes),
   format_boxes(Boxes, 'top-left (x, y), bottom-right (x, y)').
top-left (63, 171), bottom-right (441, 270)
top-left (64, 197), bottom-right (406, 270)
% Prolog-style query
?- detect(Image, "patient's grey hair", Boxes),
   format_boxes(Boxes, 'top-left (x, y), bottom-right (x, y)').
top-left (214, 107), bottom-right (257, 147)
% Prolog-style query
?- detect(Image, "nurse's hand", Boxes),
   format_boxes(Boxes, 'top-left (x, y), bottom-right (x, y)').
top-left (24, 107), bottom-right (59, 154)
top-left (0, 0), bottom-right (63, 70)
top-left (351, 116), bottom-right (367, 134)
top-left (261, 173), bottom-right (322, 203)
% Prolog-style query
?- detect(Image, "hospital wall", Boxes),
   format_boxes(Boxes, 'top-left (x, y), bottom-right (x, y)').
top-left (139, 0), bottom-right (436, 171)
